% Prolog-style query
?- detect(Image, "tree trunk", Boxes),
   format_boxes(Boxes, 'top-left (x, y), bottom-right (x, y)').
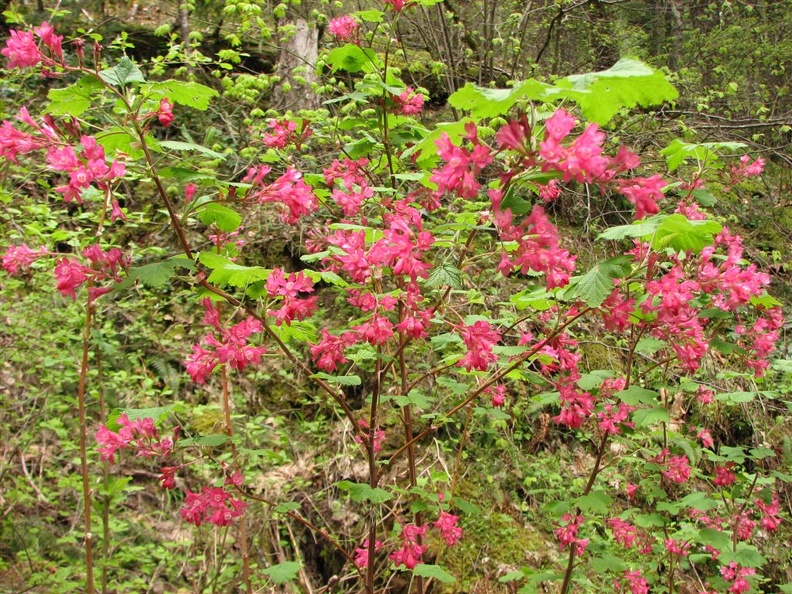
top-left (273, 17), bottom-right (320, 111)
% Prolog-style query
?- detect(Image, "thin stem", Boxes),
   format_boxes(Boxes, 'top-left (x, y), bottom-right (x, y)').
top-left (78, 293), bottom-right (95, 594)
top-left (220, 366), bottom-right (252, 594)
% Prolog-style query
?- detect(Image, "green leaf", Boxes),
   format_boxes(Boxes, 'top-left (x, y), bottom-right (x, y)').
top-left (404, 118), bottom-right (472, 165)
top-left (557, 58), bottom-right (678, 125)
top-left (326, 44), bottom-right (380, 73)
top-left (149, 80), bottom-right (219, 110)
top-left (199, 252), bottom-right (269, 288)
top-left (337, 481), bottom-right (393, 503)
top-left (274, 502), bottom-right (301, 513)
top-left (179, 434), bottom-right (231, 447)
top-left (310, 372), bottom-right (361, 386)
top-left (448, 79), bottom-right (551, 119)
top-left (197, 203), bottom-right (242, 232)
top-left (577, 370), bottom-right (614, 390)
top-left (696, 528), bottom-right (732, 550)
top-left (107, 404), bottom-right (180, 430)
top-left (95, 127), bottom-right (144, 159)
top-left (263, 561), bottom-right (301, 584)
top-left (576, 490), bottom-right (612, 514)
top-left (597, 218), bottom-right (662, 241)
top-left (117, 257), bottom-right (195, 289)
top-left (660, 139), bottom-right (747, 171)
top-left (500, 187), bottom-right (533, 216)
top-left (46, 75), bottom-right (105, 116)
top-left (568, 256), bottom-right (632, 307)
top-left (412, 564), bottom-right (456, 583)
top-left (719, 543), bottom-right (766, 568)
top-left (651, 214), bottom-right (721, 252)
top-left (426, 263), bottom-right (463, 289)
top-left (590, 554), bottom-right (627, 573)
top-left (632, 407), bottom-right (670, 427)
top-left (99, 56), bottom-right (146, 86)
top-left (680, 492), bottom-right (719, 511)
top-left (634, 513), bottom-right (666, 528)
top-left (158, 140), bottom-right (226, 160)
top-left (355, 9), bottom-right (384, 22)
top-left (615, 386), bottom-right (659, 406)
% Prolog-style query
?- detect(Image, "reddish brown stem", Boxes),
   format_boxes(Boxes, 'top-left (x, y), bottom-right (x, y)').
top-left (78, 293), bottom-right (96, 594)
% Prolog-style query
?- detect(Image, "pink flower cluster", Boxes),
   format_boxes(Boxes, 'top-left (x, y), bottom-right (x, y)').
top-left (555, 513), bottom-right (588, 556)
top-left (328, 15), bottom-right (360, 44)
top-left (354, 418), bottom-right (386, 454)
top-left (656, 449), bottom-right (691, 484)
top-left (54, 244), bottom-right (129, 301)
top-left (720, 562), bottom-right (755, 594)
top-left (265, 268), bottom-right (319, 325)
top-left (324, 157), bottom-right (375, 217)
top-left (491, 196), bottom-right (576, 289)
top-left (431, 122), bottom-right (492, 199)
top-left (607, 518), bottom-right (654, 554)
top-left (180, 485), bottom-right (247, 527)
top-left (393, 87), bottom-right (424, 116)
top-left (244, 165), bottom-right (318, 224)
top-left (95, 414), bottom-right (173, 464)
top-left (2, 243), bottom-right (47, 274)
top-left (262, 118), bottom-right (311, 149)
top-left (389, 523), bottom-right (428, 569)
top-left (157, 98), bottom-right (174, 127)
top-left (354, 539), bottom-right (383, 569)
top-left (2, 21), bottom-right (63, 69)
top-left (458, 320), bottom-right (501, 371)
top-left (614, 570), bottom-right (649, 594)
top-left (184, 299), bottom-right (267, 383)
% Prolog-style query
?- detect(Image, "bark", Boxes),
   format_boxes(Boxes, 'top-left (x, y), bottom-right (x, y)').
top-left (273, 17), bottom-right (320, 111)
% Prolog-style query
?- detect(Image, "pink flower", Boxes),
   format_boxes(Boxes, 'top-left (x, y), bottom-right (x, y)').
top-left (157, 98), bottom-right (174, 127)
top-left (2, 243), bottom-right (46, 274)
top-left (310, 329), bottom-right (358, 372)
top-left (2, 29), bottom-right (42, 69)
top-left (457, 320), bottom-right (500, 371)
top-left (713, 464), bottom-right (737, 487)
top-left (618, 174), bottom-right (666, 219)
top-left (384, 0), bottom-right (408, 11)
top-left (720, 562), bottom-right (755, 594)
top-left (180, 486), bottom-right (247, 527)
top-left (328, 15), bottom-right (360, 44)
top-left (393, 87), bottom-right (424, 115)
top-left (54, 257), bottom-right (89, 299)
top-left (664, 538), bottom-right (690, 557)
top-left (434, 511), bottom-right (463, 546)
top-left (389, 523), bottom-right (428, 569)
top-left (697, 429), bottom-right (714, 448)
top-left (262, 118), bottom-right (299, 148)
top-left (661, 454), bottom-right (691, 484)
top-left (431, 123), bottom-right (492, 199)
top-left (754, 495), bottom-right (782, 531)
top-left (354, 539), bottom-right (383, 568)
top-left (615, 570), bottom-right (649, 594)
top-left (34, 21), bottom-right (63, 60)
top-left (95, 414), bottom-right (172, 463)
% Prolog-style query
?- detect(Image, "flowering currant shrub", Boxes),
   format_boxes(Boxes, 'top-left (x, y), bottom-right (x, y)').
top-left (1, 4), bottom-right (789, 593)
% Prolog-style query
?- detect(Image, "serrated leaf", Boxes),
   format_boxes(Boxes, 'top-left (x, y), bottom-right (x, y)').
top-left (149, 80), bottom-right (219, 110)
top-left (576, 490), bottom-right (612, 514)
top-left (274, 502), bottom-right (301, 513)
top-left (597, 218), bottom-right (662, 241)
top-left (263, 561), bottom-right (301, 584)
top-left (651, 214), bottom-right (721, 252)
top-left (47, 75), bottom-right (105, 116)
top-left (569, 256), bottom-right (632, 307)
top-left (634, 337), bottom-right (665, 354)
top-left (577, 370), bottom-right (614, 390)
top-left (500, 188), bottom-right (533, 216)
top-left (158, 140), bottom-right (226, 160)
top-left (681, 492), bottom-right (719, 511)
top-left (326, 44), bottom-right (381, 73)
top-left (179, 434), bottom-right (231, 447)
top-left (632, 407), bottom-right (670, 427)
top-left (310, 372), bottom-right (361, 386)
top-left (719, 543), bottom-right (766, 568)
top-left (199, 252), bottom-right (270, 288)
top-left (661, 139), bottom-right (746, 171)
top-left (197, 203), bottom-right (242, 232)
top-left (117, 257), bottom-right (195, 289)
top-left (590, 554), bottom-right (627, 573)
top-left (557, 59), bottom-right (678, 125)
top-left (426, 264), bottom-right (463, 289)
top-left (355, 9), bottom-right (384, 22)
top-left (448, 79), bottom-right (551, 118)
top-left (615, 386), bottom-right (658, 406)
top-left (696, 528), bottom-right (731, 551)
top-left (403, 118), bottom-right (472, 165)
top-left (412, 564), bottom-right (456, 583)
top-left (337, 481), bottom-right (393, 503)
top-left (99, 56), bottom-right (146, 86)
